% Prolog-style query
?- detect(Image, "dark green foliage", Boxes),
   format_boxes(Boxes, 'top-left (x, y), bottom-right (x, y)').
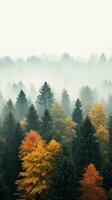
top-left (36, 82), bottom-right (54, 115)
top-left (72, 99), bottom-right (83, 131)
top-left (25, 104), bottom-right (41, 132)
top-left (44, 144), bottom-right (75, 200)
top-left (15, 90), bottom-right (29, 120)
top-left (73, 117), bottom-right (100, 180)
top-left (61, 89), bottom-right (71, 115)
top-left (3, 99), bottom-right (15, 119)
top-left (41, 109), bottom-right (52, 142)
top-left (2, 113), bottom-right (23, 200)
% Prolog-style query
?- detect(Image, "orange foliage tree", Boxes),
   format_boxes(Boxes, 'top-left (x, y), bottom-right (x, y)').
top-left (80, 163), bottom-right (107, 200)
top-left (16, 131), bottom-right (61, 200)
top-left (20, 130), bottom-right (45, 157)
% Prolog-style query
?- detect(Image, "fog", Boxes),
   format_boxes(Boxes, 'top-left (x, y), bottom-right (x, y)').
top-left (0, 53), bottom-right (112, 102)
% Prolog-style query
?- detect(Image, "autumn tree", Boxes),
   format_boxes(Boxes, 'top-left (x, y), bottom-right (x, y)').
top-left (36, 82), bottom-right (54, 116)
top-left (15, 90), bottom-right (29, 120)
top-left (72, 98), bottom-right (83, 131)
top-left (17, 137), bottom-right (61, 200)
top-left (25, 104), bottom-right (41, 132)
top-left (61, 89), bottom-right (71, 116)
top-left (89, 103), bottom-right (106, 130)
top-left (51, 102), bottom-right (75, 142)
top-left (80, 163), bottom-right (107, 200)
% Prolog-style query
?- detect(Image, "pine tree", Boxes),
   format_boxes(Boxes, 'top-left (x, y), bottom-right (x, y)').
top-left (36, 82), bottom-right (54, 116)
top-left (15, 90), bottom-right (28, 120)
top-left (3, 99), bottom-right (15, 119)
top-left (25, 104), bottom-right (40, 132)
top-left (80, 163), bottom-right (107, 200)
top-left (73, 117), bottom-right (100, 181)
top-left (42, 109), bottom-right (52, 142)
top-left (2, 113), bottom-right (23, 200)
top-left (61, 89), bottom-right (71, 116)
top-left (72, 99), bottom-right (83, 131)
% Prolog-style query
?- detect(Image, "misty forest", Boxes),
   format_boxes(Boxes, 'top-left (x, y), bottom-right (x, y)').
top-left (0, 54), bottom-right (112, 200)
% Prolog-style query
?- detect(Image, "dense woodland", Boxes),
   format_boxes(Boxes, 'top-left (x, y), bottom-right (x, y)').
top-left (0, 81), bottom-right (112, 200)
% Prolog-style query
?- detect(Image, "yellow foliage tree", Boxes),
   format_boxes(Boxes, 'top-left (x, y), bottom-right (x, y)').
top-left (51, 102), bottom-right (76, 142)
top-left (16, 136), bottom-right (61, 200)
top-left (89, 103), bottom-right (106, 130)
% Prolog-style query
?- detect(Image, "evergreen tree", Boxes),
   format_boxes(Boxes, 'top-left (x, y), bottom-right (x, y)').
top-left (42, 109), bottom-right (52, 142)
top-left (45, 144), bottom-right (75, 200)
top-left (61, 89), bottom-right (71, 115)
top-left (36, 82), bottom-right (54, 116)
top-left (15, 90), bottom-right (28, 120)
top-left (2, 113), bottom-right (23, 200)
top-left (73, 117), bottom-right (100, 181)
top-left (72, 98), bottom-right (83, 131)
top-left (25, 104), bottom-right (40, 132)
top-left (3, 99), bottom-right (15, 119)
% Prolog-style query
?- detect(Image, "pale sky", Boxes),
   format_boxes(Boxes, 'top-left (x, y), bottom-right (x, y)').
top-left (0, 0), bottom-right (112, 59)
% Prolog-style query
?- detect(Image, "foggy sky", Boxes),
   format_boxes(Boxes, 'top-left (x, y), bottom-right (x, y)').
top-left (0, 0), bottom-right (112, 59)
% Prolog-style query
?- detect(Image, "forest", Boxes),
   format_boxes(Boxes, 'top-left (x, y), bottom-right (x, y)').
top-left (0, 81), bottom-right (112, 200)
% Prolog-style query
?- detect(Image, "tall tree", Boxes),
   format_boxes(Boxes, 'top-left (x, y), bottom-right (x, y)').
top-left (73, 117), bottom-right (100, 181)
top-left (42, 109), bottom-right (53, 142)
top-left (89, 103), bottom-right (106, 130)
top-left (17, 138), bottom-right (60, 200)
top-left (61, 89), bottom-right (71, 116)
top-left (3, 99), bottom-right (15, 119)
top-left (2, 113), bottom-right (23, 200)
top-left (25, 104), bottom-right (40, 132)
top-left (36, 82), bottom-right (54, 116)
top-left (72, 98), bottom-right (83, 131)
top-left (15, 90), bottom-right (28, 120)
top-left (80, 163), bottom-right (107, 200)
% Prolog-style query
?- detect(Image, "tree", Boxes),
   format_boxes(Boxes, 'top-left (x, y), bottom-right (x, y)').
top-left (80, 163), bottom-right (107, 200)
top-left (17, 138), bottom-right (60, 200)
top-left (51, 102), bottom-right (75, 142)
top-left (3, 99), bottom-right (15, 119)
top-left (36, 82), bottom-right (54, 116)
top-left (15, 90), bottom-right (29, 120)
top-left (72, 99), bottom-right (83, 131)
top-left (89, 103), bottom-right (106, 130)
top-left (2, 113), bottom-right (23, 200)
top-left (80, 86), bottom-right (94, 117)
top-left (73, 117), bottom-right (100, 181)
top-left (42, 109), bottom-right (53, 142)
top-left (25, 104), bottom-right (40, 132)
top-left (61, 89), bottom-right (71, 115)
top-left (46, 144), bottom-right (75, 200)
top-left (20, 130), bottom-right (44, 157)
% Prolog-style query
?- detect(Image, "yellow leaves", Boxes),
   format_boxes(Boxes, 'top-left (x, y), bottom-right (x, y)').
top-left (17, 133), bottom-right (61, 200)
top-left (96, 125), bottom-right (109, 143)
top-left (89, 103), bottom-right (106, 130)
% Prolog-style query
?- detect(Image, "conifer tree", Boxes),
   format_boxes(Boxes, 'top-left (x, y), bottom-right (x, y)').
top-left (25, 104), bottom-right (40, 132)
top-left (73, 117), bottom-right (100, 180)
top-left (42, 109), bottom-right (52, 142)
top-left (61, 89), bottom-right (71, 115)
top-left (2, 113), bottom-right (23, 200)
top-left (72, 98), bottom-right (83, 131)
top-left (3, 99), bottom-right (15, 119)
top-left (36, 82), bottom-right (54, 116)
top-left (15, 90), bottom-right (28, 120)
top-left (80, 163), bottom-right (107, 200)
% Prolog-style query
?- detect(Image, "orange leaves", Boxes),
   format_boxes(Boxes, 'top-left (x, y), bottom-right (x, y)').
top-left (17, 130), bottom-right (61, 200)
top-left (20, 130), bottom-right (45, 157)
top-left (80, 163), bottom-right (107, 200)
